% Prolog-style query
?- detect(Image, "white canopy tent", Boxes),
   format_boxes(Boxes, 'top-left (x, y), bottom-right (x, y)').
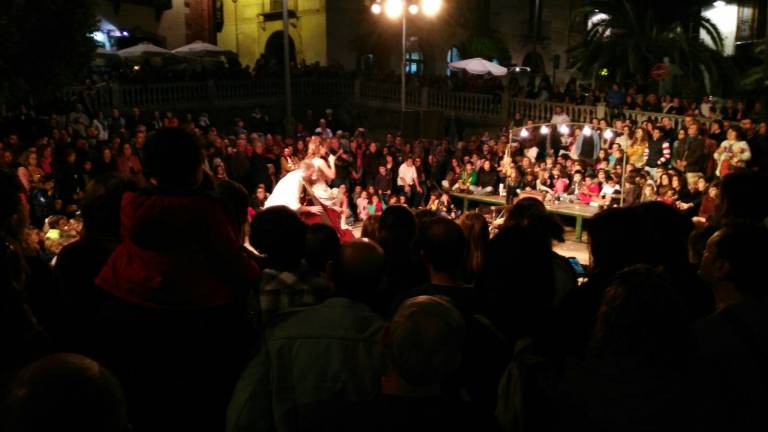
top-left (448, 57), bottom-right (508, 76)
top-left (117, 42), bottom-right (173, 58)
top-left (172, 40), bottom-right (235, 58)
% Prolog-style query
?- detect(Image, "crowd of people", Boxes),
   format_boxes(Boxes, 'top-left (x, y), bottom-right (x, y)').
top-left (1, 98), bottom-right (768, 432)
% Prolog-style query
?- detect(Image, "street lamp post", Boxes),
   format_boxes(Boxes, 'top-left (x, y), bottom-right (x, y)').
top-left (371, 0), bottom-right (442, 133)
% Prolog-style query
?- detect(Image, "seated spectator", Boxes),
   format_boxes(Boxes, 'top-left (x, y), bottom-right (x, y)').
top-left (714, 127), bottom-right (751, 177)
top-left (367, 193), bottom-right (386, 216)
top-left (470, 160), bottom-right (497, 195)
top-left (356, 190), bottom-right (369, 221)
top-left (577, 174), bottom-right (600, 204)
top-left (2, 353), bottom-right (127, 432)
top-left (452, 162), bottom-right (477, 193)
top-left (227, 240), bottom-right (387, 432)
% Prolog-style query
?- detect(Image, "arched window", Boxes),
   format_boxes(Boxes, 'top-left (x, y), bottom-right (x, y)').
top-left (446, 46), bottom-right (461, 75)
top-left (405, 50), bottom-right (424, 75)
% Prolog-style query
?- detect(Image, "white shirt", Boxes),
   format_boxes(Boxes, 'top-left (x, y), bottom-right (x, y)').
top-left (551, 113), bottom-right (570, 125)
top-left (265, 169), bottom-right (305, 210)
top-left (600, 184), bottom-right (620, 197)
top-left (397, 163), bottom-right (418, 187)
top-left (314, 127), bottom-right (333, 139)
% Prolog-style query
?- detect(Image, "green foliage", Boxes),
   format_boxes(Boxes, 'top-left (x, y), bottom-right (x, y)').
top-left (740, 38), bottom-right (768, 91)
top-left (460, 33), bottom-right (511, 65)
top-left (567, 0), bottom-right (733, 98)
top-left (0, 0), bottom-right (98, 104)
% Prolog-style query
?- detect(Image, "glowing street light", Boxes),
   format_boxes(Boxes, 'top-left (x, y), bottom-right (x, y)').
top-left (384, 0), bottom-right (404, 18)
top-left (371, 0), bottom-right (441, 133)
top-left (421, 0), bottom-right (442, 17)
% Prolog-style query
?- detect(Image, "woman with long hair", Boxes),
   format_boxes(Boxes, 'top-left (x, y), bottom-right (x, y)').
top-left (17, 151), bottom-right (44, 193)
top-left (305, 136), bottom-right (338, 207)
top-left (458, 212), bottom-right (489, 283)
top-left (627, 128), bottom-right (649, 168)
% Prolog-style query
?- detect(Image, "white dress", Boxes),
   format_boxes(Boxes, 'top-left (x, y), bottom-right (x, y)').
top-left (310, 157), bottom-right (338, 207)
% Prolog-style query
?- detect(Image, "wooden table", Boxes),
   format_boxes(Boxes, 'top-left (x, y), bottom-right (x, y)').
top-left (449, 192), bottom-right (601, 242)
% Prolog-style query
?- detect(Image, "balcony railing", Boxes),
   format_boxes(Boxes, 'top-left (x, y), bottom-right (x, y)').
top-left (64, 78), bottom-right (715, 130)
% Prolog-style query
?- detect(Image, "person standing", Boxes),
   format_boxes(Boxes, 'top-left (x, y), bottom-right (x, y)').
top-left (397, 156), bottom-right (422, 206)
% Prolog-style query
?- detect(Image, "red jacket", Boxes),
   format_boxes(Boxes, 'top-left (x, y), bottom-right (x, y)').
top-left (96, 191), bottom-right (259, 309)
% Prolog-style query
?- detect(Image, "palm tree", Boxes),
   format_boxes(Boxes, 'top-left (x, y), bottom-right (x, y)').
top-left (567, 0), bottom-right (733, 97)
top-left (740, 38), bottom-right (768, 91)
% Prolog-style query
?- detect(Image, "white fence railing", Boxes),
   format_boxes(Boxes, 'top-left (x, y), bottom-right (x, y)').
top-left (63, 79), bottom-right (716, 128)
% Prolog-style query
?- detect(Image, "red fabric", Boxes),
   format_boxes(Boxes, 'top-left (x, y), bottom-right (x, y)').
top-left (96, 192), bottom-right (259, 309)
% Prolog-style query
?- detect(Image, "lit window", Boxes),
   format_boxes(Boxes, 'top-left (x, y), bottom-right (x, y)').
top-left (446, 46), bottom-right (460, 75)
top-left (406, 50), bottom-right (424, 75)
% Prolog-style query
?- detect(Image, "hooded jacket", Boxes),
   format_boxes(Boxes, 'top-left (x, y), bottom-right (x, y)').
top-left (96, 190), bottom-right (259, 309)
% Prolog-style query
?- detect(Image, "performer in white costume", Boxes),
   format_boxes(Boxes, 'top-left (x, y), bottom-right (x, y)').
top-left (264, 160), bottom-right (322, 215)
top-left (304, 136), bottom-right (339, 207)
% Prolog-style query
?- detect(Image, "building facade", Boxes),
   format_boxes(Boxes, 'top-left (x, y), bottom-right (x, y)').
top-left (94, 0), bottom-right (216, 50)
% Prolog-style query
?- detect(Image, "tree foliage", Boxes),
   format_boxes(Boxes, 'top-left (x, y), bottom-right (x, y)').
top-left (740, 38), bottom-right (768, 92)
top-left (0, 0), bottom-right (98, 104)
top-left (460, 33), bottom-right (511, 65)
top-left (567, 0), bottom-right (734, 97)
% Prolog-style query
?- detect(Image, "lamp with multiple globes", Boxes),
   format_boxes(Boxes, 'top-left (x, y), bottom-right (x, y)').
top-left (370, 0), bottom-right (441, 18)
top-left (384, 0), bottom-right (404, 18)
top-left (421, 0), bottom-right (442, 16)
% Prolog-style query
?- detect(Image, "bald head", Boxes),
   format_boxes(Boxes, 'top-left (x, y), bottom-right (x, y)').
top-left (332, 239), bottom-right (385, 302)
top-left (2, 354), bottom-right (127, 432)
top-left (389, 295), bottom-right (465, 387)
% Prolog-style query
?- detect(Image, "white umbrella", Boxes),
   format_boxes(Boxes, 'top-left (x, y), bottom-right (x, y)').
top-left (117, 42), bottom-right (173, 58)
top-left (173, 40), bottom-right (235, 57)
top-left (449, 58), bottom-right (508, 76)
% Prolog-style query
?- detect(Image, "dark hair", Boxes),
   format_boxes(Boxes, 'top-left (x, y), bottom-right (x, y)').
top-left (419, 217), bottom-right (466, 275)
top-left (718, 171), bottom-right (768, 225)
top-left (143, 128), bottom-right (204, 188)
top-left (712, 223), bottom-right (768, 295)
top-left (80, 174), bottom-right (138, 238)
top-left (305, 223), bottom-right (341, 274)
top-left (215, 179), bottom-right (250, 228)
top-left (249, 206), bottom-right (307, 270)
top-left (2, 353), bottom-right (127, 432)
top-left (593, 265), bottom-right (688, 364)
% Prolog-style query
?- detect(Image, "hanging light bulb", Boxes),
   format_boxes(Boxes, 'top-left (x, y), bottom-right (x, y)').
top-left (408, 4), bottom-right (419, 14)
top-left (520, 128), bottom-right (530, 138)
top-left (558, 124), bottom-right (570, 135)
top-left (540, 125), bottom-right (550, 134)
top-left (371, 1), bottom-right (382, 14)
top-left (583, 126), bottom-right (592, 136)
top-left (604, 129), bottom-right (614, 140)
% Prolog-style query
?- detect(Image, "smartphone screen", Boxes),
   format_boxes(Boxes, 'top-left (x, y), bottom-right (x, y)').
top-left (568, 257), bottom-right (586, 276)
